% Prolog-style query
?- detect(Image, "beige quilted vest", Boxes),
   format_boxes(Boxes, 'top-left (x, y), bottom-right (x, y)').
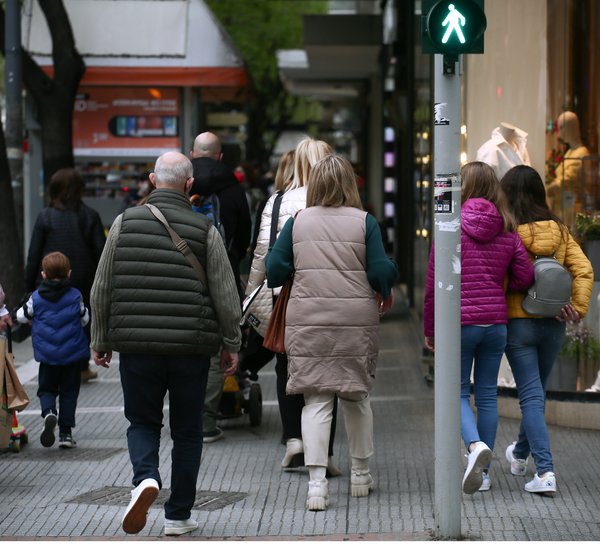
top-left (285, 206), bottom-right (380, 395)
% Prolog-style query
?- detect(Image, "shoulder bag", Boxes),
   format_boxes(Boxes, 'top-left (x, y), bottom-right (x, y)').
top-left (241, 191), bottom-right (284, 336)
top-left (262, 273), bottom-right (293, 353)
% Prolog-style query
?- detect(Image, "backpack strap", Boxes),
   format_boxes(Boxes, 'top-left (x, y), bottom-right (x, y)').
top-left (145, 204), bottom-right (208, 289)
top-left (269, 191), bottom-right (284, 248)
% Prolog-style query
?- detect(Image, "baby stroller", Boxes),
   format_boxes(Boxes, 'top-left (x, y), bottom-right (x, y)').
top-left (218, 327), bottom-right (266, 427)
top-left (218, 370), bottom-right (262, 427)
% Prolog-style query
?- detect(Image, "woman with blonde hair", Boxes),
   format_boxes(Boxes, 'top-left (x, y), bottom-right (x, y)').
top-left (245, 138), bottom-right (341, 474)
top-left (424, 161), bottom-right (534, 494)
top-left (266, 154), bottom-right (398, 511)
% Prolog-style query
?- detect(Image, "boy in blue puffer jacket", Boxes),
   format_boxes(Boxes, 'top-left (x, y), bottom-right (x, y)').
top-left (17, 251), bottom-right (90, 448)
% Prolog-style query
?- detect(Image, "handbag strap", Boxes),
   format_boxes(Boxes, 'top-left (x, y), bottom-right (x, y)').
top-left (145, 204), bottom-right (208, 288)
top-left (269, 191), bottom-right (284, 248)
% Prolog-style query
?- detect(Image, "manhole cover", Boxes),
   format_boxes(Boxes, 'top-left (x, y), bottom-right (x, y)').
top-left (0, 448), bottom-right (124, 461)
top-left (66, 486), bottom-right (247, 511)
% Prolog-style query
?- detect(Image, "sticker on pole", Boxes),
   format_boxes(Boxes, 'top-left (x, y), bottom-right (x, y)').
top-left (434, 102), bottom-right (450, 126)
top-left (434, 175), bottom-right (459, 213)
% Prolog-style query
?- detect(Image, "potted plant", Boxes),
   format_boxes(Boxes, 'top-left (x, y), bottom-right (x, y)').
top-left (575, 212), bottom-right (600, 279)
top-left (549, 321), bottom-right (600, 391)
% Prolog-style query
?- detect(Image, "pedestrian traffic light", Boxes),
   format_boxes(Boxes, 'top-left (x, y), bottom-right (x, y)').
top-left (422, 0), bottom-right (486, 54)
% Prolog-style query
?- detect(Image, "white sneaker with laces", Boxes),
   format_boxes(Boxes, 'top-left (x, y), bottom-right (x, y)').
top-left (478, 472), bottom-right (491, 492)
top-left (122, 478), bottom-right (160, 534)
top-left (505, 441), bottom-right (527, 476)
top-left (525, 472), bottom-right (557, 494)
top-left (164, 517), bottom-right (199, 536)
top-left (462, 441), bottom-right (492, 494)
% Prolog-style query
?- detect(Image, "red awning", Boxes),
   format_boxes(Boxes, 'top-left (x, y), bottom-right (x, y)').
top-left (42, 65), bottom-right (249, 88)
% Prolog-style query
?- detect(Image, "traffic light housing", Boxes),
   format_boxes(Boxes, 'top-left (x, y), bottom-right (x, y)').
top-left (422, 0), bottom-right (486, 55)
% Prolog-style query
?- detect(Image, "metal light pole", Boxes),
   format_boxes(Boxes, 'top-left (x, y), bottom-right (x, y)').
top-left (5, 0), bottom-right (24, 247)
top-left (432, 52), bottom-right (462, 538)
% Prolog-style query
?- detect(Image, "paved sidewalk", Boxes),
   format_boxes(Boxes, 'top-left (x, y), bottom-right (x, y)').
top-left (2, 296), bottom-right (600, 541)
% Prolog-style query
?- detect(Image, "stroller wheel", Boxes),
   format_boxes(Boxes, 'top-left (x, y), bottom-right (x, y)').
top-left (248, 383), bottom-right (262, 427)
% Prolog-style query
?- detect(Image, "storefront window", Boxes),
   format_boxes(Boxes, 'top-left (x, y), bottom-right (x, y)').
top-left (462, 0), bottom-right (600, 394)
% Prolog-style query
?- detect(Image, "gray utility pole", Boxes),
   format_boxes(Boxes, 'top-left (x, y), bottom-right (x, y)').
top-left (5, 0), bottom-right (24, 247)
top-left (432, 53), bottom-right (462, 538)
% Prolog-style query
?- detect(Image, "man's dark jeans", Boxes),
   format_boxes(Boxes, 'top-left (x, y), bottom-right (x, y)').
top-left (119, 352), bottom-right (210, 520)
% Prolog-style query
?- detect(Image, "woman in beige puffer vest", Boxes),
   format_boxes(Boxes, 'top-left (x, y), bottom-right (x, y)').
top-left (245, 140), bottom-right (341, 475)
top-left (266, 155), bottom-right (398, 511)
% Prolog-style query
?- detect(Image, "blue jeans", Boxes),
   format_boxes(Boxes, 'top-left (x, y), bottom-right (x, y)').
top-left (505, 318), bottom-right (565, 475)
top-left (461, 324), bottom-right (507, 455)
top-left (119, 353), bottom-right (210, 520)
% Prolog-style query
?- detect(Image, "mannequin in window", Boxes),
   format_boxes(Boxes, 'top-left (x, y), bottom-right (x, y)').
top-left (545, 111), bottom-right (590, 223)
top-left (476, 122), bottom-right (531, 180)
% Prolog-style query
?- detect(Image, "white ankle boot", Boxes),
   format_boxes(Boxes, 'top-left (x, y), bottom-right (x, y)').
top-left (306, 479), bottom-right (329, 511)
top-left (281, 438), bottom-right (304, 469)
top-left (350, 457), bottom-right (374, 497)
top-left (351, 470), bottom-right (375, 497)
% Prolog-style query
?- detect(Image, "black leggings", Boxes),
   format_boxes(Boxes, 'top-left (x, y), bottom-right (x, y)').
top-left (275, 352), bottom-right (337, 457)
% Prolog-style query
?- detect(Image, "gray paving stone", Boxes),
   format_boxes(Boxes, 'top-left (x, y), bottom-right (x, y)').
top-left (2, 300), bottom-right (600, 540)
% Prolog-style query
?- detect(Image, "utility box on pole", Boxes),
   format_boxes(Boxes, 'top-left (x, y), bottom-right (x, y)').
top-left (421, 0), bottom-right (487, 539)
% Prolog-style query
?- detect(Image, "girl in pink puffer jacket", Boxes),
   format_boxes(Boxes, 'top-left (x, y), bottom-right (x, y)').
top-left (423, 161), bottom-right (534, 495)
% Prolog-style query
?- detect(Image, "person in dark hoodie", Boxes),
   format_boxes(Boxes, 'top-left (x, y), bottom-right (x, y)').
top-left (189, 132), bottom-right (252, 443)
top-left (17, 252), bottom-right (91, 449)
top-left (189, 132), bottom-right (252, 298)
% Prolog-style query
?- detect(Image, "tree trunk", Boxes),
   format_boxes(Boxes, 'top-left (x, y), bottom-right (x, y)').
top-left (0, 122), bottom-right (24, 310)
top-left (0, 0), bottom-right (84, 303)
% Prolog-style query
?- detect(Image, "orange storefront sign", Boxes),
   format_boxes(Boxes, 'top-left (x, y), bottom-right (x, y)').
top-left (73, 86), bottom-right (180, 157)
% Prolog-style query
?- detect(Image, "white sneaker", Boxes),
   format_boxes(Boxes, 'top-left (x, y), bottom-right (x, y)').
top-left (478, 472), bottom-right (491, 492)
top-left (164, 517), bottom-right (199, 536)
top-left (351, 471), bottom-right (375, 497)
top-left (306, 479), bottom-right (329, 511)
top-left (505, 442), bottom-right (527, 476)
top-left (462, 441), bottom-right (492, 494)
top-left (122, 478), bottom-right (160, 534)
top-left (281, 438), bottom-right (304, 469)
top-left (525, 472), bottom-right (557, 494)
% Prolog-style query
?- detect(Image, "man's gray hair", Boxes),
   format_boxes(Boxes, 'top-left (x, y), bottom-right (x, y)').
top-left (153, 153), bottom-right (193, 186)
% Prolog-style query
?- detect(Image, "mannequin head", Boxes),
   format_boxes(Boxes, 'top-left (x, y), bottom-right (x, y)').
top-left (556, 111), bottom-right (582, 147)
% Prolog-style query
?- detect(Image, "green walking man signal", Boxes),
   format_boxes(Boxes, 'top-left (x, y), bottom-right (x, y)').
top-left (422, 0), bottom-right (486, 54)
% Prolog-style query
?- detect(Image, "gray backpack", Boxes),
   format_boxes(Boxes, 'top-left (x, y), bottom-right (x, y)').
top-left (521, 253), bottom-right (572, 317)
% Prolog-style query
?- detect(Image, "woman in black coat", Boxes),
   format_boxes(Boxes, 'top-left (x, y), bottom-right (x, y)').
top-left (25, 168), bottom-right (106, 380)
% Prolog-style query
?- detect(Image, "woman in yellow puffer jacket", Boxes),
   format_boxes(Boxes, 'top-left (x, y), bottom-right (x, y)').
top-left (500, 165), bottom-right (593, 495)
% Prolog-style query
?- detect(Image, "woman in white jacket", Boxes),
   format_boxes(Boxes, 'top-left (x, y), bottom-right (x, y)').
top-left (245, 138), bottom-right (340, 475)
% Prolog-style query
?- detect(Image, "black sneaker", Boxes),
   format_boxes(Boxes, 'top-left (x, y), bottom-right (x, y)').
top-left (40, 413), bottom-right (57, 447)
top-left (58, 433), bottom-right (77, 448)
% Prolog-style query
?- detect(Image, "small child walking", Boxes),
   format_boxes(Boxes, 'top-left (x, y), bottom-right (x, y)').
top-left (17, 251), bottom-right (90, 448)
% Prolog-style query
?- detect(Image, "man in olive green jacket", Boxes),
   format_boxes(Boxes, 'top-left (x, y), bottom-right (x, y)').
top-left (90, 151), bottom-right (241, 537)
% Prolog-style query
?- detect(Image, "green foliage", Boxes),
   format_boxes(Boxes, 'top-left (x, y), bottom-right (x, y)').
top-left (205, 0), bottom-right (328, 162)
top-left (206, 0), bottom-right (327, 94)
top-left (560, 321), bottom-right (600, 361)
top-left (575, 212), bottom-right (600, 242)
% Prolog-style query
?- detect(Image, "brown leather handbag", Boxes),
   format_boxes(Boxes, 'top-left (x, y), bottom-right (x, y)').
top-left (262, 275), bottom-right (293, 353)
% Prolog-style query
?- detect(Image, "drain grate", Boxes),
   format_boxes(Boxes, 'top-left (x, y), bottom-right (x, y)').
top-left (0, 448), bottom-right (124, 461)
top-left (66, 486), bottom-right (247, 511)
